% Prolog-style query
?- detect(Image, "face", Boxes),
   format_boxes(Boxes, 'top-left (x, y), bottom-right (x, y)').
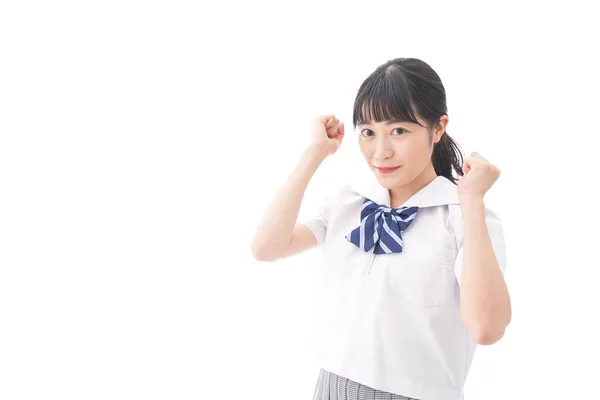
top-left (357, 113), bottom-right (449, 190)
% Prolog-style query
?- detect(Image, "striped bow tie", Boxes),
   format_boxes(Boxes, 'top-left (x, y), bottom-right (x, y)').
top-left (345, 197), bottom-right (419, 254)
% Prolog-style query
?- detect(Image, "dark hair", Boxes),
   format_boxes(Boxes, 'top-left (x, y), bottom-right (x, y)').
top-left (352, 57), bottom-right (464, 184)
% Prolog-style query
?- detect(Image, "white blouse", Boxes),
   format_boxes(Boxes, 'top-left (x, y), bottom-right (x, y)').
top-left (300, 174), bottom-right (507, 400)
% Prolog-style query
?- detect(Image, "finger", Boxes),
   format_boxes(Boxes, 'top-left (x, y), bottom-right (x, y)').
top-left (463, 158), bottom-right (471, 173)
top-left (337, 122), bottom-right (345, 141)
top-left (325, 116), bottom-right (336, 128)
top-left (331, 117), bottom-right (339, 129)
top-left (466, 154), bottom-right (482, 163)
top-left (471, 151), bottom-right (489, 163)
top-left (321, 114), bottom-right (334, 126)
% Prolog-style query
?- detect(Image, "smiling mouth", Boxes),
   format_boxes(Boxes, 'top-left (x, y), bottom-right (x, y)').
top-left (375, 166), bottom-right (400, 173)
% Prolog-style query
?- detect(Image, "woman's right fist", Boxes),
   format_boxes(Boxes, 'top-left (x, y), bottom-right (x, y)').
top-left (310, 114), bottom-right (345, 157)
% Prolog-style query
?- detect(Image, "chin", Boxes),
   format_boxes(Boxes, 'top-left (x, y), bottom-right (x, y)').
top-left (376, 177), bottom-right (404, 188)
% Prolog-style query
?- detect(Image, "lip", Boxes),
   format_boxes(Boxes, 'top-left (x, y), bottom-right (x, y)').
top-left (375, 166), bottom-right (400, 173)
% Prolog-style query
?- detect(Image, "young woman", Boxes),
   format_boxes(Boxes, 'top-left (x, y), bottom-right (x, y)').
top-left (251, 57), bottom-right (511, 400)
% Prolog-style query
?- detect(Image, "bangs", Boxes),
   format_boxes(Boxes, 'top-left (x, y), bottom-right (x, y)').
top-left (352, 69), bottom-right (426, 128)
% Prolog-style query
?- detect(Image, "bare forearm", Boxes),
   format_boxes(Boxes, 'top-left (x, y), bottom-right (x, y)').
top-left (459, 196), bottom-right (511, 344)
top-left (251, 145), bottom-right (327, 258)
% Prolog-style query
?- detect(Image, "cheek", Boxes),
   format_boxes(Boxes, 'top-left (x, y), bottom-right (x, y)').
top-left (407, 136), bottom-right (431, 154)
top-left (358, 143), bottom-right (370, 159)
top-left (395, 139), bottom-right (429, 164)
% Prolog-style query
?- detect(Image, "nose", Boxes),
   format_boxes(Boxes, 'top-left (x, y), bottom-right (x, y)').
top-left (373, 135), bottom-right (393, 160)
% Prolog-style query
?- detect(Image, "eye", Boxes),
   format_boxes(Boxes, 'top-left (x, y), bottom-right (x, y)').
top-left (360, 129), bottom-right (375, 137)
top-left (359, 128), bottom-right (407, 137)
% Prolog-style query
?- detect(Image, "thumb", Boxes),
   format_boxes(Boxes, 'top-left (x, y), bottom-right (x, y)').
top-left (330, 138), bottom-right (341, 152)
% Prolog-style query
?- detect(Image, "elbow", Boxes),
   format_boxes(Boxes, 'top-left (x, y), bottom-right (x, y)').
top-left (469, 324), bottom-right (506, 346)
top-left (463, 314), bottom-right (509, 346)
top-left (474, 329), bottom-right (504, 346)
top-left (251, 243), bottom-right (276, 262)
top-left (463, 298), bottom-right (511, 346)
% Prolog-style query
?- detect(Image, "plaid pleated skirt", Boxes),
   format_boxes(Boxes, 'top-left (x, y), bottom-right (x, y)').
top-left (312, 368), bottom-right (419, 400)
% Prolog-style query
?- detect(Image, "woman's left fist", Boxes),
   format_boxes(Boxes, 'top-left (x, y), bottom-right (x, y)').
top-left (457, 152), bottom-right (501, 200)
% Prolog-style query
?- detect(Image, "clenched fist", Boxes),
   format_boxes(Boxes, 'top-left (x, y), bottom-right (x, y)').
top-left (310, 114), bottom-right (345, 157)
top-left (457, 152), bottom-right (501, 200)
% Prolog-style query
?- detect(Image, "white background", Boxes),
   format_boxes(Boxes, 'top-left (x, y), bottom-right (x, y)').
top-left (1, 1), bottom-right (599, 399)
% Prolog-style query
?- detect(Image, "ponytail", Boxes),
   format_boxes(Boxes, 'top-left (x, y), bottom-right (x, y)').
top-left (432, 128), bottom-right (464, 185)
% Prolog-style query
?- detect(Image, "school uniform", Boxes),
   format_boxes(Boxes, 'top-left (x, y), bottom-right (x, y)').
top-left (301, 174), bottom-right (508, 400)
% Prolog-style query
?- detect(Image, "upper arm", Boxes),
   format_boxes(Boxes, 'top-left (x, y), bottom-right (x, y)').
top-left (450, 205), bottom-right (508, 285)
top-left (257, 184), bottom-right (344, 262)
top-left (254, 223), bottom-right (318, 262)
top-left (271, 222), bottom-right (319, 260)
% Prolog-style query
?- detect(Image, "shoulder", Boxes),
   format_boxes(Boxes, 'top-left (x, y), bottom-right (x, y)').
top-left (324, 182), bottom-right (355, 204)
top-left (309, 182), bottom-right (355, 215)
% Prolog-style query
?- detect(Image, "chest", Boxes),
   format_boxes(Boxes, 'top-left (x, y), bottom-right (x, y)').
top-left (320, 200), bottom-right (460, 308)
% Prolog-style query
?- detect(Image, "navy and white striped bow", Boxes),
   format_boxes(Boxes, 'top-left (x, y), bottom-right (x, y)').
top-left (345, 197), bottom-right (419, 254)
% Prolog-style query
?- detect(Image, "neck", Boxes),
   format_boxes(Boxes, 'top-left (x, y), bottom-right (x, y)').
top-left (389, 164), bottom-right (438, 208)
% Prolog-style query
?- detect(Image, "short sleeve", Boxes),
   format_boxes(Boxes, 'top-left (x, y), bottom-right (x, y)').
top-left (298, 184), bottom-right (344, 247)
top-left (450, 205), bottom-right (508, 285)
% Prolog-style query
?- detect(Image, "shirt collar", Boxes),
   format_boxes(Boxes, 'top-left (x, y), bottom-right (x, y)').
top-left (349, 174), bottom-right (460, 209)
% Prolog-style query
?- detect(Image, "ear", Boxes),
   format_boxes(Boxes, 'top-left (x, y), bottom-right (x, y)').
top-left (434, 115), bottom-right (449, 144)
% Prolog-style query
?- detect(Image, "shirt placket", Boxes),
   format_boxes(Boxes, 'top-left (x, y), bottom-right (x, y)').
top-left (367, 253), bottom-right (377, 275)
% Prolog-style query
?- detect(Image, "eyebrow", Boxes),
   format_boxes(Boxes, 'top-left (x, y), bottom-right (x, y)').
top-left (358, 119), bottom-right (408, 126)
